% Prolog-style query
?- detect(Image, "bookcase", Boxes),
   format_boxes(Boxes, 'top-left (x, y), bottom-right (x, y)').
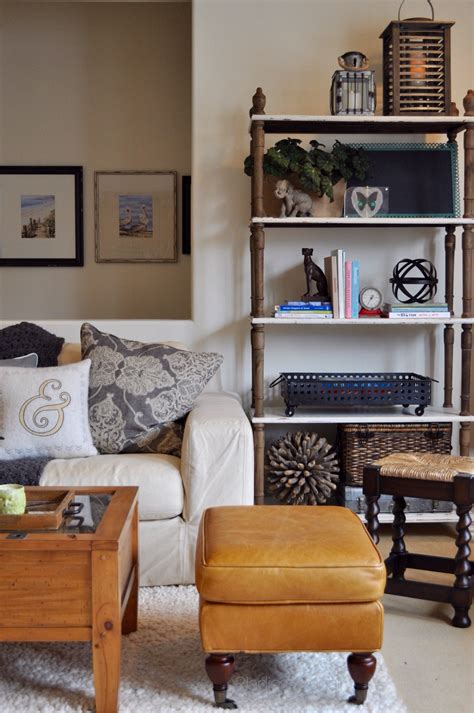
top-left (249, 87), bottom-right (474, 521)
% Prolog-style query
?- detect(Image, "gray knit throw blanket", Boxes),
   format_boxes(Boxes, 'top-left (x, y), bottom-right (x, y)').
top-left (0, 458), bottom-right (52, 486)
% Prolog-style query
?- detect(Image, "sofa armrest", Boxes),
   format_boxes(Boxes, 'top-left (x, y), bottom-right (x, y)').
top-left (180, 391), bottom-right (254, 525)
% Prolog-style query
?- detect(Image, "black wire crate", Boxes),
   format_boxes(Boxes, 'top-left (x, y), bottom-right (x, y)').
top-left (269, 372), bottom-right (436, 417)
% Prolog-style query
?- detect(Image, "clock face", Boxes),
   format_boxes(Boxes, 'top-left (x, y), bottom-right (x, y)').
top-left (359, 286), bottom-right (383, 311)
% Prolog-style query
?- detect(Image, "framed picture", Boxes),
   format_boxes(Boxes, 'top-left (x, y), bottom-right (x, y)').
top-left (0, 166), bottom-right (83, 267)
top-left (347, 143), bottom-right (460, 218)
top-left (95, 170), bottom-right (177, 263)
top-left (182, 175), bottom-right (191, 255)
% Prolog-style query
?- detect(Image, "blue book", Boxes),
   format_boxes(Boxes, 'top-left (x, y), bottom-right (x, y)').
top-left (351, 260), bottom-right (360, 319)
top-left (277, 304), bottom-right (332, 312)
top-left (285, 301), bottom-right (331, 307)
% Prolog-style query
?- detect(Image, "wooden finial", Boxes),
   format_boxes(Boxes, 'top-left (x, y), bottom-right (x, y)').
top-left (250, 87), bottom-right (266, 117)
top-left (463, 90), bottom-right (474, 116)
top-left (450, 102), bottom-right (460, 117)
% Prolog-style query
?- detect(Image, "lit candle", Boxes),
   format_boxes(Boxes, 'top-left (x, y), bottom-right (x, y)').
top-left (409, 49), bottom-right (426, 84)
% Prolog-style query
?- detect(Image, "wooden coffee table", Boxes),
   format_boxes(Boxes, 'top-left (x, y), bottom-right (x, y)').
top-left (0, 486), bottom-right (139, 713)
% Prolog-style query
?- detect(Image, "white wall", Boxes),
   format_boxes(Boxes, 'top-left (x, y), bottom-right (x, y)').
top-left (0, 1), bottom-right (191, 320)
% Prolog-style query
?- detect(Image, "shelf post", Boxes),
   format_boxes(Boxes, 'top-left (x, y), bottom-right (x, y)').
top-left (444, 225), bottom-right (456, 407)
top-left (460, 90), bottom-right (474, 453)
top-left (250, 88), bottom-right (266, 500)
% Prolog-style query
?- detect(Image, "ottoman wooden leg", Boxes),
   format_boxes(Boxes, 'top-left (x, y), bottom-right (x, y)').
top-left (347, 653), bottom-right (377, 705)
top-left (205, 654), bottom-right (237, 709)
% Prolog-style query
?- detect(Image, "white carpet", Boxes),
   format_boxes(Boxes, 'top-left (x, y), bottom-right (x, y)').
top-left (0, 586), bottom-right (407, 713)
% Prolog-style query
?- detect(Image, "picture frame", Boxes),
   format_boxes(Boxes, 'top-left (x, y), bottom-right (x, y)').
top-left (0, 166), bottom-right (83, 267)
top-left (182, 175), bottom-right (191, 255)
top-left (346, 143), bottom-right (460, 218)
top-left (95, 170), bottom-right (177, 263)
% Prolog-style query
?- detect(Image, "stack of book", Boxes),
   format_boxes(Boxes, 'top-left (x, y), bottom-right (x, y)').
top-left (274, 301), bottom-right (333, 319)
top-left (324, 250), bottom-right (360, 320)
top-left (381, 302), bottom-right (450, 319)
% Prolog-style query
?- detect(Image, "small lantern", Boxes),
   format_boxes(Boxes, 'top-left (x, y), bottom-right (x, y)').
top-left (380, 1), bottom-right (454, 115)
top-left (330, 52), bottom-right (376, 116)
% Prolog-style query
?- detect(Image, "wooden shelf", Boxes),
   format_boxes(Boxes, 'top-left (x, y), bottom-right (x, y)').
top-left (252, 406), bottom-right (474, 425)
top-left (252, 316), bottom-right (474, 325)
top-left (251, 217), bottom-right (473, 228)
top-left (250, 114), bottom-right (471, 135)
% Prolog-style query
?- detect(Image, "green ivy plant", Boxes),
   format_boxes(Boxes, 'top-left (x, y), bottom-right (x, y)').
top-left (244, 139), bottom-right (369, 201)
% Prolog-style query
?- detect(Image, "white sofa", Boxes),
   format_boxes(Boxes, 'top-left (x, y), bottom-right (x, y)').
top-left (39, 344), bottom-right (254, 585)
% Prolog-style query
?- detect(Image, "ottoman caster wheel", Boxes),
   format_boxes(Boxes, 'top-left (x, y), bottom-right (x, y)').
top-left (348, 687), bottom-right (368, 705)
top-left (214, 690), bottom-right (238, 709)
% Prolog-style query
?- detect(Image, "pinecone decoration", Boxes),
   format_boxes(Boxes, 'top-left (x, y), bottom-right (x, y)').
top-left (267, 431), bottom-right (340, 505)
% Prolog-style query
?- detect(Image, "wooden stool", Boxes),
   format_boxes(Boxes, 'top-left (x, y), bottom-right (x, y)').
top-left (196, 506), bottom-right (386, 708)
top-left (363, 453), bottom-right (474, 628)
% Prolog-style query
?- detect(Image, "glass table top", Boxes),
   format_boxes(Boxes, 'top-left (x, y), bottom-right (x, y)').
top-left (0, 493), bottom-right (111, 535)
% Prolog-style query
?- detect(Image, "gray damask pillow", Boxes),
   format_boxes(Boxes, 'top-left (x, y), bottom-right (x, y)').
top-left (81, 323), bottom-right (223, 457)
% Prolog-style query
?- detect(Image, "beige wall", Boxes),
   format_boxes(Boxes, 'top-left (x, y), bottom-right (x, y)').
top-left (0, 1), bottom-right (191, 319)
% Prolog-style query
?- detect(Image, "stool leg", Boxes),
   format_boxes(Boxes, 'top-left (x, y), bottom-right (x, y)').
top-left (452, 504), bottom-right (473, 628)
top-left (347, 653), bottom-right (377, 705)
top-left (390, 496), bottom-right (408, 580)
top-left (365, 497), bottom-right (380, 545)
top-left (205, 654), bottom-right (237, 709)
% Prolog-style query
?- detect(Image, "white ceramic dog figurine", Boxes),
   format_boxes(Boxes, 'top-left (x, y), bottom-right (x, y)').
top-left (275, 179), bottom-right (314, 217)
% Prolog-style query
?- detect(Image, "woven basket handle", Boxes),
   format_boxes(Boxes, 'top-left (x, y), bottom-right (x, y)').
top-left (398, 0), bottom-right (434, 20)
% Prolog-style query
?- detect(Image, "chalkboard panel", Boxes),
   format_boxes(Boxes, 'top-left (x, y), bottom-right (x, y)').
top-left (347, 143), bottom-right (460, 218)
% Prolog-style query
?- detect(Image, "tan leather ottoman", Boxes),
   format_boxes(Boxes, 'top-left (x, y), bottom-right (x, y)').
top-left (196, 506), bottom-right (386, 708)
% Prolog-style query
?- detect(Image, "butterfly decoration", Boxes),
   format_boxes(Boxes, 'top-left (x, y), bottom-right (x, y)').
top-left (346, 186), bottom-right (388, 218)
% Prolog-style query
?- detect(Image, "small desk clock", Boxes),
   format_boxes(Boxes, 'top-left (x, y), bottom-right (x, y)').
top-left (359, 286), bottom-right (383, 317)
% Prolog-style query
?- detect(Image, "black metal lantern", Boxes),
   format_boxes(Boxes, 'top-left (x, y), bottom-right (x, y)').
top-left (380, 0), bottom-right (454, 115)
top-left (330, 52), bottom-right (376, 116)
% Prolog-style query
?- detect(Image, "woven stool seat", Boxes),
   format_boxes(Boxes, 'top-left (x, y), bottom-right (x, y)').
top-left (374, 453), bottom-right (474, 482)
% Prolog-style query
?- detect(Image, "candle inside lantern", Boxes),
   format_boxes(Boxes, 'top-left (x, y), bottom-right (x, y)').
top-left (349, 90), bottom-right (362, 111)
top-left (409, 49), bottom-right (426, 83)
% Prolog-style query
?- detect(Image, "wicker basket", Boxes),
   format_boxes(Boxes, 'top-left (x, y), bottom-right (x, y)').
top-left (337, 423), bottom-right (452, 486)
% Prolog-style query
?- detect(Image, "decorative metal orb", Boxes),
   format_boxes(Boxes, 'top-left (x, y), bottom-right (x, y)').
top-left (390, 258), bottom-right (438, 304)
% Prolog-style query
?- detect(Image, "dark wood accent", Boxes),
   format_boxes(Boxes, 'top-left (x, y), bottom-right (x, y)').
top-left (444, 225), bottom-right (456, 406)
top-left (252, 218), bottom-right (470, 228)
top-left (181, 175), bottom-right (191, 255)
top-left (253, 424), bottom-right (265, 505)
top-left (205, 654), bottom-right (237, 709)
top-left (347, 653), bottom-right (377, 706)
top-left (363, 464), bottom-right (474, 627)
top-left (252, 119), bottom-right (467, 136)
top-left (391, 496), bottom-right (408, 579)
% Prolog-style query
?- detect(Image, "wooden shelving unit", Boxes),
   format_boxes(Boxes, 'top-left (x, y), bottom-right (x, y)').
top-left (249, 88), bottom-right (474, 513)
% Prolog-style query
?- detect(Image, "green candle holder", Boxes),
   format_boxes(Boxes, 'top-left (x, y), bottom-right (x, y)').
top-left (0, 484), bottom-right (27, 515)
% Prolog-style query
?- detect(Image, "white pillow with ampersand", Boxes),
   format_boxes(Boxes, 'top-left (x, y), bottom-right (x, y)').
top-left (0, 359), bottom-right (97, 460)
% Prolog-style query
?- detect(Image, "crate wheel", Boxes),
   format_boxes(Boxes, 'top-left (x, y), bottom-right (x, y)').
top-left (415, 406), bottom-right (425, 416)
top-left (285, 406), bottom-right (295, 417)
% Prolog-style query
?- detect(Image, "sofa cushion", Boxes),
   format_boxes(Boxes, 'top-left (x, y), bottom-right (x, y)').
top-left (81, 322), bottom-right (223, 457)
top-left (40, 452), bottom-right (184, 521)
top-left (0, 353), bottom-right (38, 368)
top-left (196, 506), bottom-right (386, 604)
top-left (0, 322), bottom-right (64, 366)
top-left (0, 360), bottom-right (97, 460)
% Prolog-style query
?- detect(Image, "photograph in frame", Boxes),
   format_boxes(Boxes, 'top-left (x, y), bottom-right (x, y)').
top-left (95, 171), bottom-right (177, 263)
top-left (0, 166), bottom-right (83, 266)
